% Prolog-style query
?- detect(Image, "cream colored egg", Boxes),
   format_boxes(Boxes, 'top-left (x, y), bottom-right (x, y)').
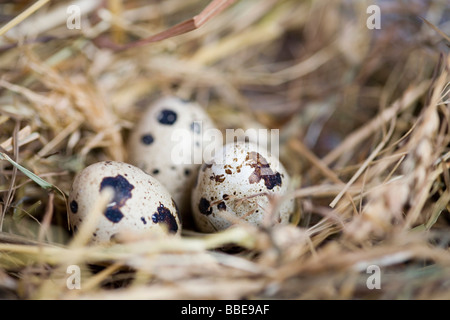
top-left (191, 141), bottom-right (295, 232)
top-left (68, 161), bottom-right (181, 244)
top-left (128, 96), bottom-right (221, 220)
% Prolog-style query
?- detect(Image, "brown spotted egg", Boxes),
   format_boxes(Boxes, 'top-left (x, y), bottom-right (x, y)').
top-left (128, 96), bottom-right (221, 221)
top-left (191, 141), bottom-right (295, 232)
top-left (68, 161), bottom-right (181, 244)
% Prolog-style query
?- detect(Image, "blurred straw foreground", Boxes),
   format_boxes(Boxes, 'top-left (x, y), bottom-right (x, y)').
top-left (0, 0), bottom-right (449, 299)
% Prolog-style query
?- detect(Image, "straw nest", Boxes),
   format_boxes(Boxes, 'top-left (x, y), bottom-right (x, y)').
top-left (0, 0), bottom-right (449, 300)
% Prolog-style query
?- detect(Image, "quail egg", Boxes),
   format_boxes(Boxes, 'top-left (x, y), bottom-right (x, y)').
top-left (191, 141), bottom-right (295, 232)
top-left (68, 161), bottom-right (181, 244)
top-left (128, 96), bottom-right (221, 221)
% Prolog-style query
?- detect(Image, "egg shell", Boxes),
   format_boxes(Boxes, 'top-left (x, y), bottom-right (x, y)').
top-left (191, 141), bottom-right (295, 232)
top-left (128, 96), bottom-right (221, 220)
top-left (68, 161), bottom-right (181, 244)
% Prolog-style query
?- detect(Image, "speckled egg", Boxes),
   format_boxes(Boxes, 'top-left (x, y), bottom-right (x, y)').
top-left (128, 96), bottom-right (221, 220)
top-left (191, 141), bottom-right (295, 232)
top-left (68, 161), bottom-right (181, 244)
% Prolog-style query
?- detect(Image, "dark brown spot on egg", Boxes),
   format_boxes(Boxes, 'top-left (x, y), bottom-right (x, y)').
top-left (198, 198), bottom-right (212, 215)
top-left (152, 203), bottom-right (178, 233)
top-left (246, 151), bottom-right (282, 190)
top-left (210, 173), bottom-right (225, 183)
top-left (263, 172), bottom-right (282, 190)
top-left (70, 200), bottom-right (78, 214)
top-left (141, 133), bottom-right (154, 145)
top-left (100, 175), bottom-right (135, 223)
top-left (157, 109), bottom-right (177, 125)
top-left (217, 201), bottom-right (227, 211)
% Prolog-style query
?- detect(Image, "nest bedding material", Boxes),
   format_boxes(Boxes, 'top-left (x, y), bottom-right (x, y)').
top-left (0, 0), bottom-right (449, 299)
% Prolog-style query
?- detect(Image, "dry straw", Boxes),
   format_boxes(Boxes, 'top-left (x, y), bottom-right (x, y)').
top-left (0, 0), bottom-right (449, 299)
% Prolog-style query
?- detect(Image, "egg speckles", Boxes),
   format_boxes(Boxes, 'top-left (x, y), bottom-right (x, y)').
top-left (191, 142), bottom-right (295, 232)
top-left (141, 134), bottom-right (154, 145)
top-left (157, 109), bottom-right (178, 125)
top-left (246, 151), bottom-right (282, 189)
top-left (100, 174), bottom-right (134, 223)
top-left (128, 96), bottom-right (220, 217)
top-left (68, 161), bottom-right (181, 244)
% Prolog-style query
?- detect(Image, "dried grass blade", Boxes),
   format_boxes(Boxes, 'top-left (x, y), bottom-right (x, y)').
top-left (0, 0), bottom-right (51, 37)
top-left (194, 0), bottom-right (237, 27)
top-left (102, 0), bottom-right (237, 50)
top-left (329, 118), bottom-right (396, 208)
top-left (68, 188), bottom-right (113, 248)
top-left (419, 16), bottom-right (450, 44)
top-left (321, 81), bottom-right (430, 167)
